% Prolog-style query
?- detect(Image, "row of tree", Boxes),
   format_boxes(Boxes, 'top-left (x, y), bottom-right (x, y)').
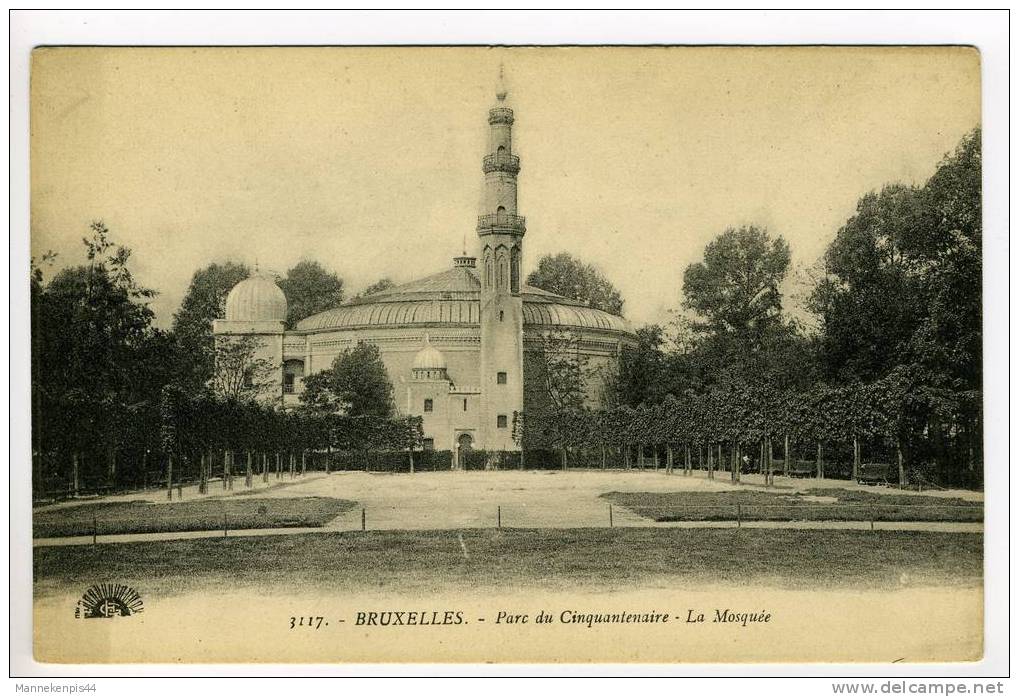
top-left (587, 128), bottom-right (982, 487)
top-left (521, 364), bottom-right (981, 486)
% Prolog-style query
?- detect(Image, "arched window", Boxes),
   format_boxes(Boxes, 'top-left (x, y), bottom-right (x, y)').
top-left (496, 249), bottom-right (508, 290)
top-left (510, 247), bottom-right (521, 294)
top-left (484, 248), bottom-right (493, 290)
top-left (496, 205), bottom-right (506, 219)
top-left (497, 145), bottom-right (506, 156)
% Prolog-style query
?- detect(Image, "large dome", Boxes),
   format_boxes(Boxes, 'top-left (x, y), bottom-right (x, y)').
top-left (225, 272), bottom-right (288, 322)
top-left (294, 262), bottom-right (632, 334)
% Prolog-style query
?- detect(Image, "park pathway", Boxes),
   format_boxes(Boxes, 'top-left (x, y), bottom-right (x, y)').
top-left (33, 470), bottom-right (984, 546)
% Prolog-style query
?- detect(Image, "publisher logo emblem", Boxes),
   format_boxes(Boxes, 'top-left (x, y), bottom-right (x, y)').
top-left (75, 583), bottom-right (144, 619)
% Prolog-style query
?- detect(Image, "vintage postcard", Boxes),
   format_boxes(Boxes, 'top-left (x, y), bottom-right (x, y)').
top-left (28, 45), bottom-right (984, 664)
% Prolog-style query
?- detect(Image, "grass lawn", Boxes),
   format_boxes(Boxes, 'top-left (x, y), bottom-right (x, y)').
top-left (34, 528), bottom-right (982, 598)
top-left (603, 489), bottom-right (983, 523)
top-left (32, 497), bottom-right (356, 538)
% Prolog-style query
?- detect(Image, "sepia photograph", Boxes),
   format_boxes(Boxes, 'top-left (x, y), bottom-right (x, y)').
top-left (11, 12), bottom-right (1008, 681)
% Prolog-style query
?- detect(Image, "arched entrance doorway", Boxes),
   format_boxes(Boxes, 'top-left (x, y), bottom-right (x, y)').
top-left (456, 433), bottom-right (473, 470)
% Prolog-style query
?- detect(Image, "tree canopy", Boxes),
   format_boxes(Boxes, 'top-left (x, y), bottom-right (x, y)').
top-left (300, 342), bottom-right (394, 417)
top-left (526, 252), bottom-right (625, 315)
top-left (682, 225), bottom-right (791, 343)
top-left (352, 277), bottom-right (396, 300)
top-left (811, 128), bottom-right (981, 390)
top-left (171, 261), bottom-right (250, 388)
top-left (279, 260), bottom-right (345, 329)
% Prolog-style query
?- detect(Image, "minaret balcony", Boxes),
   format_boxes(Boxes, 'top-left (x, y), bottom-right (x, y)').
top-left (488, 107), bottom-right (515, 125)
top-left (477, 213), bottom-right (526, 235)
top-left (482, 153), bottom-right (521, 174)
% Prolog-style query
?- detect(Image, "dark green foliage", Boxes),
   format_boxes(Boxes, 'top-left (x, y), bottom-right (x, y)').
top-left (683, 225), bottom-right (791, 341)
top-left (301, 342), bottom-right (394, 417)
top-left (171, 261), bottom-right (250, 388)
top-left (526, 252), bottom-right (625, 315)
top-left (352, 277), bottom-right (396, 300)
top-left (31, 222), bottom-right (170, 492)
top-left (811, 129), bottom-right (981, 390)
top-left (278, 260), bottom-right (345, 329)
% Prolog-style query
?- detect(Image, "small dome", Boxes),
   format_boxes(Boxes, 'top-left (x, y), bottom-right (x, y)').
top-left (225, 272), bottom-right (287, 322)
top-left (413, 333), bottom-right (447, 371)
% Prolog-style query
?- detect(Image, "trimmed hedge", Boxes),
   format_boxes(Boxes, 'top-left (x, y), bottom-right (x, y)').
top-left (310, 449), bottom-right (454, 473)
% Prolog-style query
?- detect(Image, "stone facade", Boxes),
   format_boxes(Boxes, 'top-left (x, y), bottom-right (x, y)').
top-left (214, 83), bottom-right (636, 462)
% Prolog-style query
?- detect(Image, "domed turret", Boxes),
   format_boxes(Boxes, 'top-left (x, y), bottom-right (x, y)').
top-left (225, 271), bottom-right (287, 323)
top-left (412, 333), bottom-right (448, 381)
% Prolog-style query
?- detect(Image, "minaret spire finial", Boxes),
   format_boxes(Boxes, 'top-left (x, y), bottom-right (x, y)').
top-left (496, 62), bottom-right (507, 102)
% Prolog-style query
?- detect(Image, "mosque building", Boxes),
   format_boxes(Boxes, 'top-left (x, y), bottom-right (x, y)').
top-left (214, 77), bottom-right (635, 461)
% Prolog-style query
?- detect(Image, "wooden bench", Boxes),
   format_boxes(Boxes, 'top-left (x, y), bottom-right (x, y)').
top-left (857, 462), bottom-right (891, 485)
top-left (787, 460), bottom-right (817, 478)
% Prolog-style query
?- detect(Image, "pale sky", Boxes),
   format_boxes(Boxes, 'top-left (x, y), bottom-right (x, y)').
top-left (30, 46), bottom-right (980, 329)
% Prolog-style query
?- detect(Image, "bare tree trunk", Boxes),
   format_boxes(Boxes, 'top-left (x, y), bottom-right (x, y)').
top-left (262, 452), bottom-right (269, 483)
top-left (759, 440), bottom-right (765, 484)
top-left (301, 450), bottom-right (307, 476)
top-left (107, 445), bottom-right (117, 486)
top-left (653, 445), bottom-right (660, 470)
top-left (666, 444), bottom-right (673, 474)
top-left (784, 434), bottom-right (790, 476)
top-left (245, 451), bottom-right (253, 488)
top-left (707, 442), bottom-right (713, 479)
top-left (223, 451), bottom-right (229, 490)
top-left (72, 451), bottom-right (81, 497)
top-left (326, 445), bottom-right (331, 475)
top-left (198, 452), bottom-right (207, 494)
top-left (816, 441), bottom-right (823, 479)
top-left (897, 438), bottom-right (906, 488)
top-left (852, 436), bottom-right (860, 482)
top-left (166, 452), bottom-right (173, 500)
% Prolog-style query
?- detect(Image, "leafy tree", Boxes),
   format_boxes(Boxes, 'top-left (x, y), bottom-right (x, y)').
top-left (352, 277), bottom-right (396, 300)
top-left (171, 261), bottom-right (249, 388)
top-left (527, 329), bottom-right (589, 412)
top-left (32, 221), bottom-right (167, 488)
top-left (300, 341), bottom-right (394, 417)
top-left (279, 260), bottom-right (344, 329)
top-left (682, 225), bottom-right (791, 343)
top-left (810, 128), bottom-right (981, 391)
top-left (809, 185), bottom-right (923, 382)
top-left (612, 324), bottom-right (669, 407)
top-left (526, 252), bottom-right (625, 315)
top-left (210, 335), bottom-right (278, 401)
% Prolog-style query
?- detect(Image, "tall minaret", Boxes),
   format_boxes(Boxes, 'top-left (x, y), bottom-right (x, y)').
top-left (478, 66), bottom-right (525, 452)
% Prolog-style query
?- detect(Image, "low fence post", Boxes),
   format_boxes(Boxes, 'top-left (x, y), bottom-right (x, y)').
top-left (609, 504), bottom-right (614, 528)
top-left (361, 507), bottom-right (366, 532)
top-left (870, 505), bottom-right (875, 531)
top-left (497, 505), bottom-right (502, 529)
